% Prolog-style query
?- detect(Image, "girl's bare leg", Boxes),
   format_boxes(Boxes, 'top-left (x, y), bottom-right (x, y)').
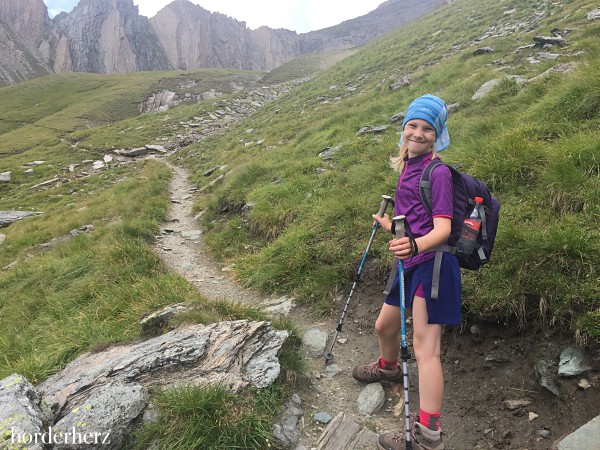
top-left (375, 303), bottom-right (401, 362)
top-left (411, 296), bottom-right (443, 412)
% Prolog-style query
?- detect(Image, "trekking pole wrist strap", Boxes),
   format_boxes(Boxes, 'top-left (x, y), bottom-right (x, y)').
top-left (411, 238), bottom-right (419, 257)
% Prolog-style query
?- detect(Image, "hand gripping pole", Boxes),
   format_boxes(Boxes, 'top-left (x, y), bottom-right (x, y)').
top-left (323, 195), bottom-right (393, 363)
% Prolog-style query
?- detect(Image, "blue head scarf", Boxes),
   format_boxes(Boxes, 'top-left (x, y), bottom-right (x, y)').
top-left (399, 94), bottom-right (450, 151)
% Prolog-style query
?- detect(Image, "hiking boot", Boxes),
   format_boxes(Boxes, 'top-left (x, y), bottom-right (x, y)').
top-left (377, 414), bottom-right (417, 450)
top-left (352, 360), bottom-right (403, 383)
top-left (377, 431), bottom-right (407, 450)
top-left (378, 415), bottom-right (444, 450)
top-left (413, 421), bottom-right (445, 450)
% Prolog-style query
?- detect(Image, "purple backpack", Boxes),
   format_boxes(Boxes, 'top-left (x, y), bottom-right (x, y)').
top-left (419, 160), bottom-right (500, 299)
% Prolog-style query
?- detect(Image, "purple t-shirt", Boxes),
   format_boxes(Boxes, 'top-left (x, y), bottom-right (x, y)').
top-left (394, 152), bottom-right (453, 269)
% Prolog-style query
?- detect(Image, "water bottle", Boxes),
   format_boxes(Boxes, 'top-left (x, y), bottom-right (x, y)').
top-left (456, 196), bottom-right (483, 255)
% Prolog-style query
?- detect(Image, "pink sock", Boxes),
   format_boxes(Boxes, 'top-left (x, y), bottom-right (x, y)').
top-left (378, 357), bottom-right (398, 370)
top-left (419, 409), bottom-right (441, 430)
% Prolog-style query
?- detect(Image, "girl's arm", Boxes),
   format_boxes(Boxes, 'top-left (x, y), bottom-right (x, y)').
top-left (388, 217), bottom-right (451, 259)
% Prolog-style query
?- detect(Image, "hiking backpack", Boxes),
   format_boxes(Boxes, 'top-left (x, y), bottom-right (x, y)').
top-left (419, 160), bottom-right (500, 299)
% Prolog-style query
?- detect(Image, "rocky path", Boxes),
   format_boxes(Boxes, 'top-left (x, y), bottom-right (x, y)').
top-left (153, 163), bottom-right (401, 449)
top-left (153, 162), bottom-right (599, 450)
top-left (154, 163), bottom-right (266, 306)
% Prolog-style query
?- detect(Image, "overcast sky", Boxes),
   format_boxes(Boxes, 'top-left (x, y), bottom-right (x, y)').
top-left (43, 0), bottom-right (385, 33)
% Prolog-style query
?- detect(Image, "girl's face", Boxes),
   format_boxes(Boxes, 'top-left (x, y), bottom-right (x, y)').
top-left (403, 119), bottom-right (436, 157)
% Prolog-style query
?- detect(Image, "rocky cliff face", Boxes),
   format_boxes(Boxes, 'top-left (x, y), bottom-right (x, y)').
top-left (39, 0), bottom-right (172, 74)
top-left (0, 0), bottom-right (51, 84)
top-left (0, 0), bottom-right (448, 85)
top-left (150, 0), bottom-right (300, 71)
top-left (300, 0), bottom-right (448, 53)
top-left (0, 0), bottom-right (49, 46)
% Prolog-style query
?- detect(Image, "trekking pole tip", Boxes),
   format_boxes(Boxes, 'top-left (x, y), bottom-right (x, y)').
top-left (323, 351), bottom-right (334, 363)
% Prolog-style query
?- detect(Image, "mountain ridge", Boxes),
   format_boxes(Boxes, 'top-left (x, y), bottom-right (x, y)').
top-left (0, 0), bottom-right (448, 85)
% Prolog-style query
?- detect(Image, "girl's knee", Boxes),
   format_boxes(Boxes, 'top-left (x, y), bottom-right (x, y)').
top-left (375, 318), bottom-right (399, 339)
top-left (412, 334), bottom-right (441, 363)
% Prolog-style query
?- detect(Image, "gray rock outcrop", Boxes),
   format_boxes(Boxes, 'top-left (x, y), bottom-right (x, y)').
top-left (150, 0), bottom-right (300, 72)
top-left (272, 393), bottom-right (304, 448)
top-left (1, 320), bottom-right (287, 449)
top-left (38, 320), bottom-right (287, 416)
top-left (554, 415), bottom-right (600, 449)
top-left (0, 210), bottom-right (43, 228)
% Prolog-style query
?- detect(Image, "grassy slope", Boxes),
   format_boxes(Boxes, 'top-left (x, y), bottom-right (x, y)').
top-left (0, 68), bottom-right (297, 449)
top-left (0, 68), bottom-right (293, 382)
top-left (166, 0), bottom-right (598, 341)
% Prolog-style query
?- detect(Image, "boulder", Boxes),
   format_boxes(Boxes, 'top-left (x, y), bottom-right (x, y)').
top-left (588, 7), bottom-right (600, 21)
top-left (52, 383), bottom-right (148, 450)
top-left (558, 347), bottom-right (592, 377)
top-left (0, 374), bottom-right (52, 450)
top-left (553, 415), bottom-right (600, 449)
top-left (473, 46), bottom-right (494, 55)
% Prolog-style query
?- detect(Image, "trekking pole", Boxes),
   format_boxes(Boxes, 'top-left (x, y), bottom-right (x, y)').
top-left (323, 195), bottom-right (393, 363)
top-left (393, 215), bottom-right (412, 450)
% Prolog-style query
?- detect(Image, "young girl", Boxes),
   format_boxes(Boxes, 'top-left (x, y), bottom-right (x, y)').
top-left (352, 94), bottom-right (460, 450)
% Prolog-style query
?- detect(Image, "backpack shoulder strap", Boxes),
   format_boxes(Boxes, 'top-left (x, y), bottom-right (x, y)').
top-left (419, 159), bottom-right (446, 215)
top-left (419, 159), bottom-right (451, 301)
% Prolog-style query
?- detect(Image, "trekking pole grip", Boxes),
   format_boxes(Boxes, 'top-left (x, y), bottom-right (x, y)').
top-left (377, 195), bottom-right (393, 218)
top-left (393, 215), bottom-right (406, 240)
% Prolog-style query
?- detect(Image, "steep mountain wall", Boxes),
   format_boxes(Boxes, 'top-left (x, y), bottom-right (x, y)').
top-left (0, 0), bottom-right (51, 85)
top-left (38, 0), bottom-right (172, 74)
top-left (0, 0), bottom-right (49, 46)
top-left (0, 0), bottom-right (449, 85)
top-left (300, 0), bottom-right (448, 52)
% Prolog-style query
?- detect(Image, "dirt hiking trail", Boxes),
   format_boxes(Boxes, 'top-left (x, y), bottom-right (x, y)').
top-left (154, 163), bottom-right (599, 450)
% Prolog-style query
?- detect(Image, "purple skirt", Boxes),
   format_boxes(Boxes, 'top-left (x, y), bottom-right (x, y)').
top-left (384, 252), bottom-right (462, 325)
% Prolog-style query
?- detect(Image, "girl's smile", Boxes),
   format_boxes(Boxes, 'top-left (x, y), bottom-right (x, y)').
top-left (403, 119), bottom-right (436, 157)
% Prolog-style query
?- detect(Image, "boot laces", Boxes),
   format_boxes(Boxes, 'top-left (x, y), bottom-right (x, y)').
top-left (366, 362), bottom-right (381, 377)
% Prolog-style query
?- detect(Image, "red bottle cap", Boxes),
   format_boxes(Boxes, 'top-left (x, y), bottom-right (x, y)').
top-left (474, 196), bottom-right (483, 203)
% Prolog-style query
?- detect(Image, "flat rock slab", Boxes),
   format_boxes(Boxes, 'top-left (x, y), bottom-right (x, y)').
top-left (555, 415), bottom-right (600, 450)
top-left (315, 412), bottom-right (377, 450)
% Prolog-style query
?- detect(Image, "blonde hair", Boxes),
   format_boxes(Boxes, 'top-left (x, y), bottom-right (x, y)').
top-left (390, 141), bottom-right (440, 172)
